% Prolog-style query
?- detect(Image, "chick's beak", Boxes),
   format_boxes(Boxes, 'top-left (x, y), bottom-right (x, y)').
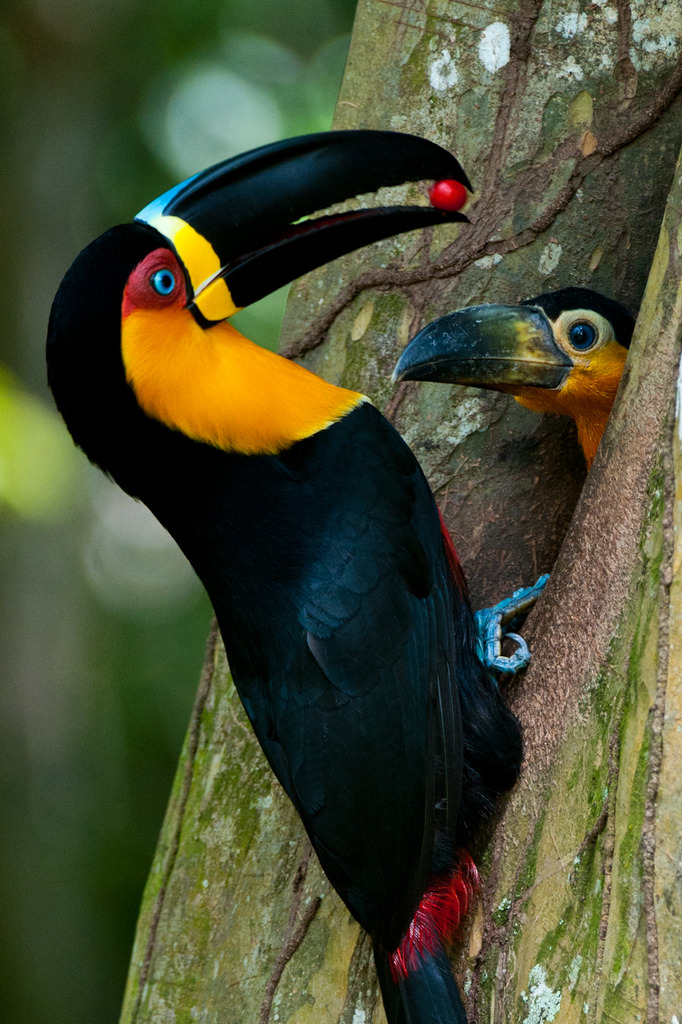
top-left (393, 304), bottom-right (573, 391)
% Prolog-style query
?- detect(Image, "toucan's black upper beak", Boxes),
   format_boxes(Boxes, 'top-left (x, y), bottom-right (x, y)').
top-left (392, 304), bottom-right (574, 391)
top-left (135, 131), bottom-right (471, 324)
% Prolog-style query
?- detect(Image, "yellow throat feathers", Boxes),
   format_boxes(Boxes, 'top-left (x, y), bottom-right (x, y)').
top-left (121, 306), bottom-right (366, 455)
top-left (514, 341), bottom-right (627, 468)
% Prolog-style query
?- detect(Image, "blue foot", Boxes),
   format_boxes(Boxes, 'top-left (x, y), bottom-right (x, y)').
top-left (475, 574), bottom-right (549, 676)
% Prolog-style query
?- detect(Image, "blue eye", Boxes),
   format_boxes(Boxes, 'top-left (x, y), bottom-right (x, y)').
top-left (151, 269), bottom-right (176, 296)
top-left (568, 322), bottom-right (597, 350)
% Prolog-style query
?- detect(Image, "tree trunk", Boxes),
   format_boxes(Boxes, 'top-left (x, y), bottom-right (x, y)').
top-left (470, 143), bottom-right (682, 1024)
top-left (119, 2), bottom-right (682, 1021)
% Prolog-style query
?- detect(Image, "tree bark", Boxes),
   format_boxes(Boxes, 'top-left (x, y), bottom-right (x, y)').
top-left (119, 2), bottom-right (682, 1021)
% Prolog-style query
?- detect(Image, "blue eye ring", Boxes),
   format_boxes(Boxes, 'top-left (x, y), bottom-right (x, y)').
top-left (151, 268), bottom-right (176, 296)
top-left (567, 321), bottom-right (597, 350)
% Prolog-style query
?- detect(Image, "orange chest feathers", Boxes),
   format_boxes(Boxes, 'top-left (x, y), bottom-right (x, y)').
top-left (121, 307), bottom-right (366, 456)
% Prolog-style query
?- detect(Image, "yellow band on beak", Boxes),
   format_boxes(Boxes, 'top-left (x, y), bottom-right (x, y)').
top-left (149, 214), bottom-right (241, 322)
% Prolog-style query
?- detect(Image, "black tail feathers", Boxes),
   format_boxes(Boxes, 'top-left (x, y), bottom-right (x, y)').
top-left (374, 941), bottom-right (468, 1024)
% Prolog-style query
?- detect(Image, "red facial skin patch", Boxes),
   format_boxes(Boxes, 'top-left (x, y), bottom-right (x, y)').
top-left (122, 248), bottom-right (186, 318)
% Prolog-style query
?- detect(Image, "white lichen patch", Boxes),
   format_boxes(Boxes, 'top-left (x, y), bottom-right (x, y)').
top-left (555, 12), bottom-right (588, 38)
top-left (521, 965), bottom-right (562, 1023)
top-left (630, 5), bottom-right (682, 65)
top-left (633, 17), bottom-right (651, 43)
top-left (644, 34), bottom-right (677, 53)
top-left (478, 22), bottom-right (510, 73)
top-left (568, 955), bottom-right (583, 991)
top-left (633, 15), bottom-right (676, 53)
top-left (558, 56), bottom-right (585, 80)
top-left (439, 407), bottom-right (488, 451)
top-left (538, 241), bottom-right (562, 276)
top-left (401, 389), bottom-right (496, 492)
top-left (352, 1010), bottom-right (367, 1024)
top-left (602, 6), bottom-right (618, 24)
top-left (474, 253), bottom-right (503, 270)
top-left (429, 50), bottom-right (459, 93)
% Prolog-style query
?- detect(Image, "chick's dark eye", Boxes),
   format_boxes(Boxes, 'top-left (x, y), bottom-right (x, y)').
top-left (568, 321), bottom-right (597, 350)
top-left (151, 269), bottom-right (176, 296)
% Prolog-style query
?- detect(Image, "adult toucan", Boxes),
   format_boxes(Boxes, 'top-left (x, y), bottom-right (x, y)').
top-left (393, 287), bottom-right (634, 468)
top-left (47, 131), bottom-right (522, 1024)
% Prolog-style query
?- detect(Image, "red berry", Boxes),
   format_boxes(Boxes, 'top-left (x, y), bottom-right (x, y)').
top-left (429, 179), bottom-right (468, 212)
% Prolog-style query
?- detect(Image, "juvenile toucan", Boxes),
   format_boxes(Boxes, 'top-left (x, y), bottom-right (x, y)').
top-left (393, 287), bottom-right (634, 468)
top-left (47, 131), bottom-right (522, 1024)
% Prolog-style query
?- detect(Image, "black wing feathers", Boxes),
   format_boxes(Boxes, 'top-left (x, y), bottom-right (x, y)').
top-left (280, 406), bottom-right (460, 947)
top-left (158, 403), bottom-right (463, 951)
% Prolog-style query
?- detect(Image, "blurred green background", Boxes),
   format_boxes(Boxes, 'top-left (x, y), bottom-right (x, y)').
top-left (0, 1), bottom-right (356, 1020)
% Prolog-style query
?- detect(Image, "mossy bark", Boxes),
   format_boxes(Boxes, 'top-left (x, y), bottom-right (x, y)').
top-left (119, 2), bottom-right (682, 1022)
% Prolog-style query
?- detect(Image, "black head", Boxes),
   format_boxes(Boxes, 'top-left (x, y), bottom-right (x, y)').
top-left (524, 288), bottom-right (635, 348)
top-left (46, 222), bottom-right (168, 481)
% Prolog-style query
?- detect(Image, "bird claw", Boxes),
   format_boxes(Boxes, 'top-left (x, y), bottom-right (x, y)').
top-left (475, 574), bottom-right (549, 676)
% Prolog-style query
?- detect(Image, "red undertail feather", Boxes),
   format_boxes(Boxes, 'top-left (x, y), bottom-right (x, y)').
top-left (438, 509), bottom-right (468, 599)
top-left (389, 852), bottom-right (479, 982)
